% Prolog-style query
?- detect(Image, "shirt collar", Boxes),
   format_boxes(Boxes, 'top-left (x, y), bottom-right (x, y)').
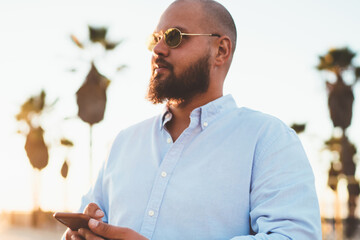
top-left (160, 94), bottom-right (237, 130)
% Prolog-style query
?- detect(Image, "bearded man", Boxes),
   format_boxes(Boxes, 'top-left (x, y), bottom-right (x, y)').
top-left (64, 0), bottom-right (322, 239)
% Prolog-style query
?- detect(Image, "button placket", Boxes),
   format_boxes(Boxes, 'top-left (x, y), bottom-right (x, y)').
top-left (140, 128), bottom-right (194, 239)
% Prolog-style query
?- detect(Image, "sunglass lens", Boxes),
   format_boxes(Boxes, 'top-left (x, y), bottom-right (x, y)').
top-left (164, 28), bottom-right (181, 48)
top-left (147, 34), bottom-right (158, 51)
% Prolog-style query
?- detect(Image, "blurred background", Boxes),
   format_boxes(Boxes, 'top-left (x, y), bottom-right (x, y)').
top-left (0, 0), bottom-right (360, 239)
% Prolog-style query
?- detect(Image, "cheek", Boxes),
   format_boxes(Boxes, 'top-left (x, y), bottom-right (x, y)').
top-left (169, 43), bottom-right (210, 74)
top-left (170, 54), bottom-right (190, 74)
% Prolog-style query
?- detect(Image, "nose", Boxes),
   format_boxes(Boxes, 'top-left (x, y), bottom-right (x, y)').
top-left (152, 36), bottom-right (170, 57)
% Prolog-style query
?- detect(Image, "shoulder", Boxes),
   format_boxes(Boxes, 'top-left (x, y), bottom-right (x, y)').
top-left (234, 107), bottom-right (295, 136)
top-left (112, 114), bottom-right (162, 145)
top-left (234, 107), bottom-right (300, 158)
top-left (105, 114), bottom-right (161, 167)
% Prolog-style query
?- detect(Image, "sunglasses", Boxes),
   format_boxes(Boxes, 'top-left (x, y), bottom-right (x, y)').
top-left (147, 28), bottom-right (220, 51)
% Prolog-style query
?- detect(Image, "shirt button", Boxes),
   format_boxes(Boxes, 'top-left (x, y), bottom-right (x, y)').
top-left (161, 171), bottom-right (167, 177)
top-left (203, 122), bottom-right (208, 127)
top-left (148, 210), bottom-right (155, 217)
top-left (167, 138), bottom-right (172, 143)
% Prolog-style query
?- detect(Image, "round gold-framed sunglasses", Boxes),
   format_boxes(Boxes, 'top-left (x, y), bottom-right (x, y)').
top-left (147, 28), bottom-right (220, 51)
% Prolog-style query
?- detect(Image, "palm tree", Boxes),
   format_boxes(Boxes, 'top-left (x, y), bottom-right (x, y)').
top-left (16, 90), bottom-right (51, 227)
top-left (70, 26), bottom-right (125, 184)
top-left (317, 47), bottom-right (359, 130)
top-left (317, 47), bottom-right (360, 237)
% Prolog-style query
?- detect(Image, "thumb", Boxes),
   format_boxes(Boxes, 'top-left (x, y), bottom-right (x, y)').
top-left (84, 203), bottom-right (104, 220)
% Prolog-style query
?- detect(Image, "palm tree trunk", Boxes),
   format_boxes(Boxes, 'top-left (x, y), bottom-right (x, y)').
top-left (334, 190), bottom-right (343, 240)
top-left (89, 124), bottom-right (93, 185)
top-left (32, 169), bottom-right (41, 227)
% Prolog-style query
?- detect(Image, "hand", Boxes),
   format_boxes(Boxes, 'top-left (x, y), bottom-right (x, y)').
top-left (77, 219), bottom-right (149, 240)
top-left (64, 203), bottom-right (105, 240)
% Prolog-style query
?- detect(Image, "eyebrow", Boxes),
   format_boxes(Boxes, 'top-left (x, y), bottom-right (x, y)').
top-left (173, 26), bottom-right (188, 32)
top-left (153, 26), bottom-right (189, 34)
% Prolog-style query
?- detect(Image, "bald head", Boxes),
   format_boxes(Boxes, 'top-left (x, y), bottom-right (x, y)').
top-left (171, 0), bottom-right (237, 54)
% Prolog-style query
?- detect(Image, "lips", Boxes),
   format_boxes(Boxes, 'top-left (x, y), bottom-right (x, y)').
top-left (155, 63), bottom-right (168, 69)
top-left (152, 59), bottom-right (173, 75)
top-left (154, 67), bottom-right (168, 75)
top-left (154, 64), bottom-right (168, 71)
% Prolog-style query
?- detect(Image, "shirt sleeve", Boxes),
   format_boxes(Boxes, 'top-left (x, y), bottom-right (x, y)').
top-left (60, 162), bottom-right (108, 240)
top-left (232, 127), bottom-right (322, 239)
top-left (78, 160), bottom-right (108, 223)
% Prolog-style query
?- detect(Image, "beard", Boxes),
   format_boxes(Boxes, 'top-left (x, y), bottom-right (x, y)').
top-left (147, 53), bottom-right (211, 105)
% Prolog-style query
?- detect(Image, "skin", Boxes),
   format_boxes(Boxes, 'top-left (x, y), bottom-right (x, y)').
top-left (64, 203), bottom-right (148, 240)
top-left (64, 0), bottom-right (233, 239)
top-left (153, 0), bottom-right (232, 141)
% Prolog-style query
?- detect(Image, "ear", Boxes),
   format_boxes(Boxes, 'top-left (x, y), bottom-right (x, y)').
top-left (214, 36), bottom-right (232, 66)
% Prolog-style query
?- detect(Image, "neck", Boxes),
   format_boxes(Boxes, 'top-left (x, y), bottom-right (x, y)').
top-left (166, 91), bottom-right (223, 141)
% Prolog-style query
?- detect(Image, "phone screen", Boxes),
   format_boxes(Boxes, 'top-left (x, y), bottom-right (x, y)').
top-left (53, 212), bottom-right (91, 231)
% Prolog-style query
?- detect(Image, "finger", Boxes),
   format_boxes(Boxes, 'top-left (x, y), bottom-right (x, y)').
top-left (88, 219), bottom-right (129, 239)
top-left (65, 228), bottom-right (83, 240)
top-left (71, 235), bottom-right (84, 240)
top-left (78, 227), bottom-right (103, 240)
top-left (83, 203), bottom-right (105, 219)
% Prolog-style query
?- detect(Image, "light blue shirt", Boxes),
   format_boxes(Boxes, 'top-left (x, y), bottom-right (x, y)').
top-left (78, 95), bottom-right (321, 239)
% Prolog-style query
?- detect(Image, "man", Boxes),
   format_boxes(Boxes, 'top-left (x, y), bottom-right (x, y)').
top-left (64, 0), bottom-right (322, 239)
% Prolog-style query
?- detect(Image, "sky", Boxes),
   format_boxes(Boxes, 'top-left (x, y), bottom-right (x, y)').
top-left (0, 0), bottom-right (360, 218)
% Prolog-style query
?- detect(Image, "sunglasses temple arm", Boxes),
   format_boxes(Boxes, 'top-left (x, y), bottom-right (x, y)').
top-left (181, 33), bottom-right (220, 37)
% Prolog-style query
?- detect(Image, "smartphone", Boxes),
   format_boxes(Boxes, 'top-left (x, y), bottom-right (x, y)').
top-left (53, 212), bottom-right (91, 231)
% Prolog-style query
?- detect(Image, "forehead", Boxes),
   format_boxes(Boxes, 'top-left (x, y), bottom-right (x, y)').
top-left (155, 1), bottom-right (205, 32)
